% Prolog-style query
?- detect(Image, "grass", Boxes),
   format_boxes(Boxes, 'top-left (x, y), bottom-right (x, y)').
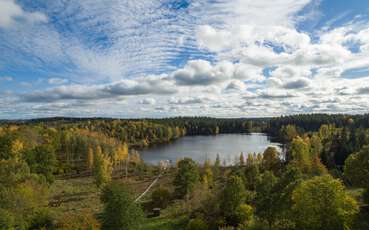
top-left (142, 215), bottom-right (187, 230)
top-left (48, 169), bottom-right (179, 226)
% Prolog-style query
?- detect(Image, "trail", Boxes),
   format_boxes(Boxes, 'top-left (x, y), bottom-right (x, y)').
top-left (134, 172), bottom-right (162, 203)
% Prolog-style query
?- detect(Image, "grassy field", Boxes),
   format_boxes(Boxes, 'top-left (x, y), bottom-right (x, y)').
top-left (48, 169), bottom-right (181, 228)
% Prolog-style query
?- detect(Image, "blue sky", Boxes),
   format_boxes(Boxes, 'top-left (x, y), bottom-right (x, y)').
top-left (1, 0), bottom-right (369, 119)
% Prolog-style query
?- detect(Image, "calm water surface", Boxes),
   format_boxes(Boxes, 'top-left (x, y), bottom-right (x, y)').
top-left (139, 133), bottom-right (282, 165)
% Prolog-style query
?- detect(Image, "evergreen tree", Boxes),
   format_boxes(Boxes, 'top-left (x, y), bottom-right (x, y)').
top-left (101, 182), bottom-right (144, 230)
top-left (174, 158), bottom-right (199, 198)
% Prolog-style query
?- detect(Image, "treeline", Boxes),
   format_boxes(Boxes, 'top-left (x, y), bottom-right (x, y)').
top-left (0, 125), bottom-right (129, 176)
top-left (147, 117), bottom-right (258, 135)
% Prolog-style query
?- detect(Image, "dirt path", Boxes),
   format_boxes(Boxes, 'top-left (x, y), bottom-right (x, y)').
top-left (134, 172), bottom-right (162, 202)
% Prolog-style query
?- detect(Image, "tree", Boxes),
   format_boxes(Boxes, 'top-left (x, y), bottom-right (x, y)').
top-left (151, 187), bottom-right (171, 209)
top-left (255, 171), bottom-right (278, 230)
top-left (202, 159), bottom-right (213, 189)
top-left (310, 134), bottom-right (323, 158)
top-left (24, 145), bottom-right (57, 183)
top-left (93, 146), bottom-right (112, 188)
top-left (220, 175), bottom-right (246, 226)
top-left (344, 146), bottom-right (369, 203)
top-left (101, 182), bottom-right (144, 230)
top-left (290, 137), bottom-right (311, 171)
top-left (186, 218), bottom-right (208, 230)
top-left (292, 175), bottom-right (359, 230)
top-left (262, 147), bottom-right (281, 173)
top-left (244, 158), bottom-right (260, 190)
top-left (87, 146), bottom-right (94, 170)
top-left (281, 124), bottom-right (298, 142)
top-left (239, 152), bottom-right (245, 166)
top-left (214, 154), bottom-right (221, 177)
top-left (0, 159), bottom-right (49, 229)
top-left (174, 158), bottom-right (199, 198)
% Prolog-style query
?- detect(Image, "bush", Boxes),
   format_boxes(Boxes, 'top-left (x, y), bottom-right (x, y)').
top-left (28, 208), bottom-right (54, 230)
top-left (56, 212), bottom-right (100, 230)
top-left (151, 187), bottom-right (171, 209)
top-left (0, 209), bottom-right (15, 230)
top-left (186, 218), bottom-right (208, 230)
top-left (235, 204), bottom-right (253, 225)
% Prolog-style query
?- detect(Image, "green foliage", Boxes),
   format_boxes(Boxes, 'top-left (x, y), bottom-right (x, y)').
top-left (174, 158), bottom-right (199, 198)
top-left (244, 154), bottom-right (260, 190)
top-left (292, 175), bottom-right (359, 230)
top-left (101, 182), bottom-right (144, 230)
top-left (235, 204), bottom-right (254, 225)
top-left (0, 208), bottom-right (15, 230)
top-left (344, 145), bottom-right (369, 188)
top-left (186, 218), bottom-right (208, 230)
top-left (28, 208), bottom-right (54, 230)
top-left (24, 145), bottom-right (57, 183)
top-left (0, 159), bottom-right (49, 230)
top-left (151, 187), bottom-right (171, 209)
top-left (220, 175), bottom-right (247, 226)
top-left (255, 171), bottom-right (278, 230)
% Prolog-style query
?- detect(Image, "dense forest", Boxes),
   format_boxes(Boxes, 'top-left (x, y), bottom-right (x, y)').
top-left (0, 114), bottom-right (368, 229)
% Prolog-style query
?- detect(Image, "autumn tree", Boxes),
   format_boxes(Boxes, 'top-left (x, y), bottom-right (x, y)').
top-left (0, 159), bottom-right (49, 229)
top-left (292, 175), bottom-right (359, 230)
top-left (93, 146), bottom-right (112, 188)
top-left (239, 152), bottom-right (245, 166)
top-left (262, 147), bottom-right (281, 173)
top-left (244, 154), bottom-right (260, 190)
top-left (202, 159), bottom-right (213, 189)
top-left (87, 146), bottom-right (94, 170)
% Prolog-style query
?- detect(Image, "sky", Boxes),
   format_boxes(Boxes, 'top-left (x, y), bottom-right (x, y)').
top-left (1, 0), bottom-right (369, 119)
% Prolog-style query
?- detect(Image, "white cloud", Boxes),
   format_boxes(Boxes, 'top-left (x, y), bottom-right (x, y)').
top-left (0, 0), bottom-right (47, 28)
top-left (48, 78), bottom-right (69, 85)
top-left (140, 98), bottom-right (156, 105)
top-left (3, 0), bottom-right (369, 118)
top-left (0, 76), bottom-right (13, 82)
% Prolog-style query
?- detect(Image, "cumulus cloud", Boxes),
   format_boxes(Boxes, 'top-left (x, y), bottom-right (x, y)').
top-left (283, 78), bottom-right (311, 89)
top-left (3, 0), bottom-right (369, 118)
top-left (357, 86), bottom-right (369, 95)
top-left (0, 0), bottom-right (47, 28)
top-left (172, 60), bottom-right (264, 86)
top-left (225, 80), bottom-right (247, 92)
top-left (20, 77), bottom-right (177, 103)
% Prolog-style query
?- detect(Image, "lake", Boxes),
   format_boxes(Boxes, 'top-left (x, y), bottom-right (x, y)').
top-left (139, 133), bottom-right (282, 165)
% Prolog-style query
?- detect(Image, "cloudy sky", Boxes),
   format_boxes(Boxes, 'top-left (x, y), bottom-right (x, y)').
top-left (1, 0), bottom-right (369, 119)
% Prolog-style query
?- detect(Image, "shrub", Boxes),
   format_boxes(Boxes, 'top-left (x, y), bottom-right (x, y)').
top-left (186, 218), bottom-right (208, 230)
top-left (151, 187), bottom-right (171, 209)
top-left (28, 208), bottom-right (54, 230)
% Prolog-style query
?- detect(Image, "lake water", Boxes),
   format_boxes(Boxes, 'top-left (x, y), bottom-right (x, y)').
top-left (139, 133), bottom-right (282, 165)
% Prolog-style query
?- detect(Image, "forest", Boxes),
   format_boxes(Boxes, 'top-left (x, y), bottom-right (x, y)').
top-left (0, 114), bottom-right (368, 229)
